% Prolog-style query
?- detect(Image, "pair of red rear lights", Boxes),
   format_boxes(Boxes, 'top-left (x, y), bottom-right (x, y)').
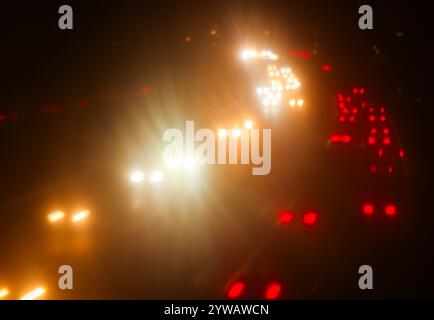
top-left (227, 281), bottom-right (282, 300)
top-left (362, 203), bottom-right (397, 216)
top-left (352, 87), bottom-right (366, 95)
top-left (278, 211), bottom-right (318, 225)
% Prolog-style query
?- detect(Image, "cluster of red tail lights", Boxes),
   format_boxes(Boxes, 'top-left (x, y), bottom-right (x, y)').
top-left (334, 88), bottom-right (406, 175)
top-left (226, 281), bottom-right (282, 300)
top-left (278, 211), bottom-right (318, 226)
top-left (362, 203), bottom-right (398, 216)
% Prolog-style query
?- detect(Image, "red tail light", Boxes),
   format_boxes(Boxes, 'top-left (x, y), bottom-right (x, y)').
top-left (388, 165), bottom-right (393, 174)
top-left (368, 136), bottom-right (376, 145)
top-left (341, 135), bottom-right (351, 143)
top-left (383, 128), bottom-right (390, 135)
top-left (321, 65), bottom-right (332, 71)
top-left (303, 212), bottom-right (318, 225)
top-left (383, 137), bottom-right (391, 145)
top-left (399, 150), bottom-right (404, 158)
top-left (278, 212), bottom-right (294, 224)
top-left (362, 203), bottom-right (375, 216)
top-left (265, 282), bottom-right (282, 300)
top-left (338, 116), bottom-right (345, 122)
top-left (370, 128), bottom-right (377, 134)
top-left (359, 88), bottom-right (365, 95)
top-left (378, 149), bottom-right (383, 157)
top-left (369, 115), bottom-right (376, 122)
top-left (227, 281), bottom-right (245, 299)
top-left (370, 164), bottom-right (377, 173)
top-left (385, 205), bottom-right (397, 216)
top-left (353, 88), bottom-right (359, 94)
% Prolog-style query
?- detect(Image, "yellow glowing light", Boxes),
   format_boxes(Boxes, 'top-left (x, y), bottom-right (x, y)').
top-left (297, 99), bottom-right (304, 107)
top-left (0, 288), bottom-right (9, 299)
top-left (71, 210), bottom-right (90, 223)
top-left (218, 129), bottom-right (227, 138)
top-left (19, 287), bottom-right (46, 300)
top-left (244, 120), bottom-right (253, 129)
top-left (148, 170), bottom-right (164, 183)
top-left (289, 99), bottom-right (296, 107)
top-left (232, 129), bottom-right (241, 138)
top-left (47, 210), bottom-right (65, 223)
top-left (129, 170), bottom-right (145, 184)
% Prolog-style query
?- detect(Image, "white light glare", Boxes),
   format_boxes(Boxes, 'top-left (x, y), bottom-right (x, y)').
top-left (19, 287), bottom-right (46, 300)
top-left (72, 210), bottom-right (90, 223)
top-left (129, 170), bottom-right (145, 184)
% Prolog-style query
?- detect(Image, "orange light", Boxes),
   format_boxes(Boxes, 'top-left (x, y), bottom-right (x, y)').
top-left (0, 288), bottom-right (9, 299)
top-left (227, 281), bottom-right (245, 299)
top-left (265, 282), bottom-right (282, 300)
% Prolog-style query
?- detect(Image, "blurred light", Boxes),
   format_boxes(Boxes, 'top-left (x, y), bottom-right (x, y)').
top-left (165, 158), bottom-right (179, 169)
top-left (338, 102), bottom-right (345, 109)
top-left (149, 170), bottom-right (164, 183)
top-left (370, 128), bottom-right (377, 134)
top-left (368, 136), bottom-right (376, 145)
top-left (338, 116), bottom-right (345, 122)
top-left (363, 203), bottom-right (375, 216)
top-left (380, 115), bottom-right (386, 122)
top-left (0, 288), bottom-right (9, 299)
top-left (341, 135), bottom-right (351, 143)
top-left (380, 107), bottom-right (385, 113)
top-left (330, 134), bottom-right (341, 143)
top-left (321, 65), bottom-right (332, 71)
top-left (278, 212), bottom-right (294, 224)
top-left (297, 99), bottom-right (304, 107)
top-left (388, 164), bottom-right (393, 174)
top-left (352, 108), bottom-right (358, 114)
top-left (383, 137), bottom-right (391, 145)
top-left (265, 282), bottom-right (282, 300)
top-left (369, 115), bottom-right (376, 122)
top-left (72, 210), bottom-right (90, 223)
top-left (19, 287), bottom-right (45, 300)
top-left (378, 149), bottom-right (383, 157)
top-left (399, 149), bottom-right (405, 158)
top-left (383, 128), bottom-right (390, 135)
top-left (349, 116), bottom-right (355, 122)
top-left (289, 99), bottom-right (296, 107)
top-left (244, 120), bottom-right (253, 129)
top-left (227, 281), bottom-right (245, 299)
top-left (360, 88), bottom-right (365, 95)
top-left (342, 108), bottom-right (349, 114)
top-left (183, 156), bottom-right (197, 170)
top-left (385, 205), bottom-right (397, 216)
top-left (218, 129), bottom-right (227, 138)
top-left (129, 170), bottom-right (145, 184)
top-left (232, 129), bottom-right (241, 138)
top-left (47, 210), bottom-right (65, 223)
top-left (303, 211), bottom-right (318, 225)
top-left (353, 88), bottom-right (359, 94)
top-left (370, 164), bottom-right (377, 173)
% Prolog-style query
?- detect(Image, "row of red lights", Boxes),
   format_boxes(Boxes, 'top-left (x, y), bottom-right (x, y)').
top-left (227, 281), bottom-right (282, 300)
top-left (362, 203), bottom-right (397, 216)
top-left (278, 211), bottom-right (318, 225)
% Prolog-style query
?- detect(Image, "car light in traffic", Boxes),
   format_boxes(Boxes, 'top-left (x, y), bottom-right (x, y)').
top-left (47, 210), bottom-right (65, 223)
top-left (385, 204), bottom-right (397, 216)
top-left (362, 203), bottom-right (375, 216)
top-left (303, 211), bottom-right (318, 225)
top-left (71, 210), bottom-right (90, 223)
top-left (264, 282), bottom-right (282, 300)
top-left (278, 211), bottom-right (294, 224)
top-left (244, 120), bottom-right (253, 129)
top-left (129, 170), bottom-right (145, 184)
top-left (0, 288), bottom-right (9, 299)
top-left (19, 287), bottom-right (46, 300)
top-left (227, 281), bottom-right (245, 299)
